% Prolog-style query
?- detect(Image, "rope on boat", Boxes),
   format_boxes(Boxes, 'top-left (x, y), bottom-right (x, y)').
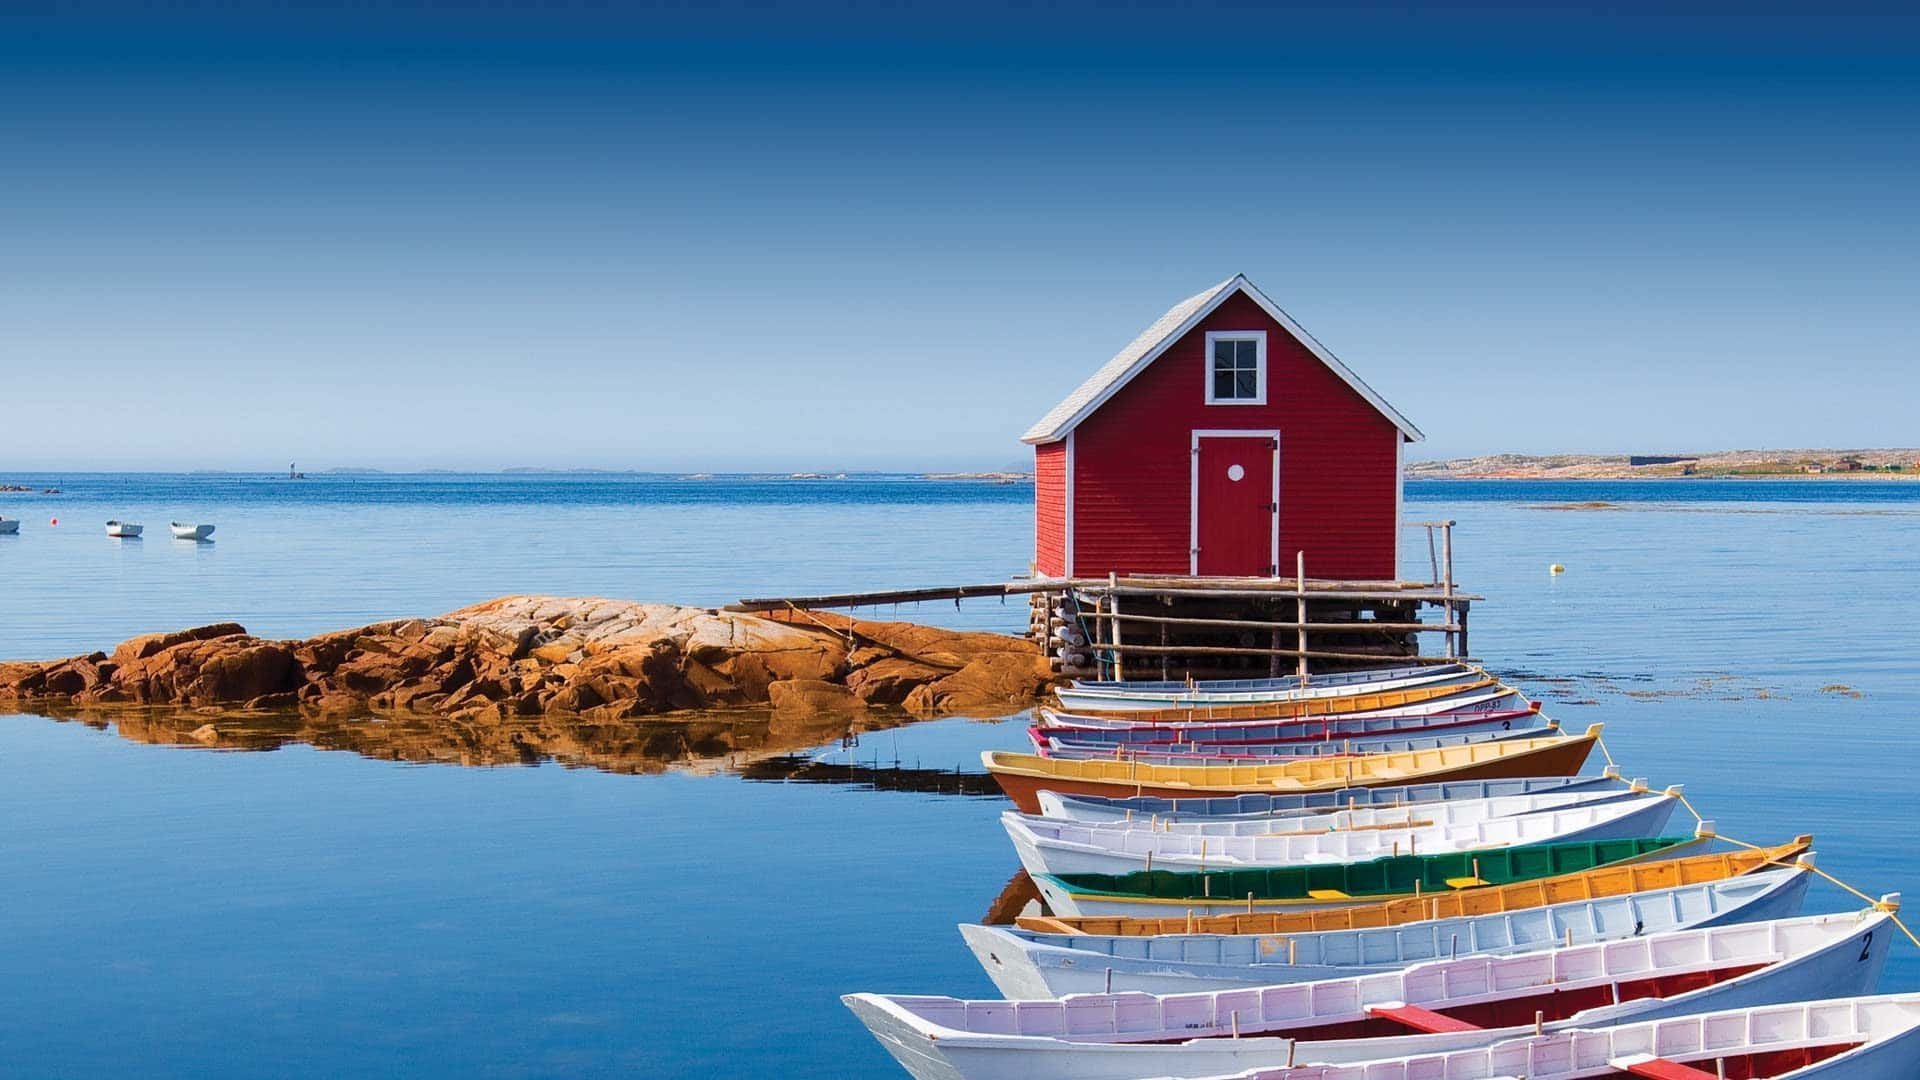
top-left (1652, 772), bottom-right (1920, 952)
top-left (1593, 732), bottom-right (1620, 772)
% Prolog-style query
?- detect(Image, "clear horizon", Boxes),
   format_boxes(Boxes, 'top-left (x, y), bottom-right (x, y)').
top-left (5, 7), bottom-right (1916, 471)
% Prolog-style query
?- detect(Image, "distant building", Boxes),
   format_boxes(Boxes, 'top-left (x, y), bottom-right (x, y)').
top-left (1023, 275), bottom-right (1421, 580)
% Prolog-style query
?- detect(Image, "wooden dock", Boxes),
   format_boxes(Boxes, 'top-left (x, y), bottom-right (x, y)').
top-left (730, 522), bottom-right (1477, 682)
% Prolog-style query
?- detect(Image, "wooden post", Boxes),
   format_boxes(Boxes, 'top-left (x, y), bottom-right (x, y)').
top-left (1108, 572), bottom-right (1124, 682)
top-left (1159, 597), bottom-right (1171, 681)
top-left (1295, 551), bottom-right (1309, 679)
top-left (1426, 523), bottom-right (1439, 585)
top-left (1457, 598), bottom-right (1470, 659)
top-left (1441, 522), bottom-right (1456, 659)
top-left (1093, 593), bottom-right (1109, 679)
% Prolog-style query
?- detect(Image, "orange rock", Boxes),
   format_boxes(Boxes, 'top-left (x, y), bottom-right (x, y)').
top-left (846, 657), bottom-right (947, 705)
top-left (768, 678), bottom-right (863, 718)
top-left (903, 652), bottom-right (1052, 714)
top-left (110, 623), bottom-right (247, 667)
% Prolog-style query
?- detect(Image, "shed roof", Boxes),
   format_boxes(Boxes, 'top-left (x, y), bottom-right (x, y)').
top-left (1021, 274), bottom-right (1423, 444)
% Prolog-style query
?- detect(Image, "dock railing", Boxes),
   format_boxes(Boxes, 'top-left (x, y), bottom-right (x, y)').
top-left (728, 521), bottom-right (1474, 679)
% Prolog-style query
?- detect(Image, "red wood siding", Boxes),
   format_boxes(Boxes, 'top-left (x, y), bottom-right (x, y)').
top-left (1033, 440), bottom-right (1067, 577)
top-left (1069, 291), bottom-right (1400, 580)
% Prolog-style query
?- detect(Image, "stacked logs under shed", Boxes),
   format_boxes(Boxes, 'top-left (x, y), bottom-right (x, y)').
top-left (1031, 520), bottom-right (1476, 681)
top-left (1028, 575), bottom-right (1475, 682)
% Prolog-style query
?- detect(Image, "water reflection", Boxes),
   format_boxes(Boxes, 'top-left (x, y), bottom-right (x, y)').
top-left (18, 701), bottom-right (1027, 783)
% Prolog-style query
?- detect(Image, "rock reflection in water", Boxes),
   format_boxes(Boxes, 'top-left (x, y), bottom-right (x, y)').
top-left (20, 701), bottom-right (1025, 782)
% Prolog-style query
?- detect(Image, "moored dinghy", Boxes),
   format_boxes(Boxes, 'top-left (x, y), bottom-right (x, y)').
top-left (962, 861), bottom-right (1813, 997)
top-left (1013, 835), bottom-right (1814, 936)
top-left (1043, 683), bottom-right (1531, 730)
top-left (1017, 785), bottom-right (1677, 840)
top-left (984, 725), bottom-right (1605, 814)
top-left (1030, 832), bottom-right (1711, 918)
top-left (1034, 697), bottom-right (1539, 745)
top-left (1071, 664), bottom-right (1467, 694)
top-left (1073, 995), bottom-right (1920, 1080)
top-left (1002, 792), bottom-right (1684, 878)
top-left (1054, 675), bottom-right (1506, 725)
top-left (1054, 665), bottom-right (1483, 713)
top-left (169, 522), bottom-right (214, 540)
top-left (104, 520), bottom-right (143, 537)
top-left (843, 909), bottom-right (1896, 1080)
top-left (0, 517), bottom-right (18, 535)
top-left (1036, 773), bottom-right (1641, 823)
top-left (1035, 723), bottom-right (1557, 762)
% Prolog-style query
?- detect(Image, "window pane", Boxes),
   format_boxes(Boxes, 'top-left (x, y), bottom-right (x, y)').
top-left (1236, 340), bottom-right (1256, 366)
top-left (1236, 370), bottom-right (1258, 397)
top-left (1214, 371), bottom-right (1236, 399)
top-left (1214, 340), bottom-right (1234, 365)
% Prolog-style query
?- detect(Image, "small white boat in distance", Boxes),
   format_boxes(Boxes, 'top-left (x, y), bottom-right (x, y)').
top-left (105, 520), bottom-right (143, 538)
top-left (170, 522), bottom-right (214, 540)
top-left (0, 517), bottom-right (18, 535)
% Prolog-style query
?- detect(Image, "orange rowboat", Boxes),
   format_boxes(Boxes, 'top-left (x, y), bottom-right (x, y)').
top-left (984, 724), bottom-right (1603, 814)
top-left (1014, 835), bottom-right (1815, 936)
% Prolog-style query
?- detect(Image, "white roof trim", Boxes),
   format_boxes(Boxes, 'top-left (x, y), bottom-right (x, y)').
top-left (1021, 274), bottom-right (1424, 444)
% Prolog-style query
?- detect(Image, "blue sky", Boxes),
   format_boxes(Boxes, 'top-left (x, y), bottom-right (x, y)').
top-left (2, 6), bottom-right (1915, 471)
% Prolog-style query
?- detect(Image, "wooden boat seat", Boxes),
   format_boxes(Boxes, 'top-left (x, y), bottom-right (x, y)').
top-left (1444, 876), bottom-right (1489, 888)
top-left (1608, 1054), bottom-right (1721, 1080)
top-left (1306, 889), bottom-right (1351, 900)
top-left (1364, 1002), bottom-right (1483, 1033)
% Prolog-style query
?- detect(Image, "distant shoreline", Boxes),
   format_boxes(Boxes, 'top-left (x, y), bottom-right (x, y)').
top-left (1408, 472), bottom-right (1919, 482)
top-left (1408, 448), bottom-right (1919, 482)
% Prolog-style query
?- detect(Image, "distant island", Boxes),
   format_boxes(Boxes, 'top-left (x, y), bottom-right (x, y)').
top-left (1408, 449), bottom-right (1920, 480)
top-left (921, 471), bottom-right (1031, 482)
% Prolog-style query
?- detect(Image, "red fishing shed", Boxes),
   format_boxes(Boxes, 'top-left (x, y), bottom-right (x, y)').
top-left (1025, 275), bottom-right (1422, 581)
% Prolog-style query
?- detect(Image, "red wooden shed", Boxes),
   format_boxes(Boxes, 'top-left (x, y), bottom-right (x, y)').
top-left (1025, 275), bottom-right (1422, 582)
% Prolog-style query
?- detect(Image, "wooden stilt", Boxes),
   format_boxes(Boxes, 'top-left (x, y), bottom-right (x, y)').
top-left (1295, 550), bottom-right (1309, 679)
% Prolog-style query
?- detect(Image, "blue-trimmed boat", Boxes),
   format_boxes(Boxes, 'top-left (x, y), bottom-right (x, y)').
top-left (1035, 773), bottom-right (1639, 822)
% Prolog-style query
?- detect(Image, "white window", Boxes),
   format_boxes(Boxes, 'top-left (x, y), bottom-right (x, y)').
top-left (1204, 331), bottom-right (1266, 405)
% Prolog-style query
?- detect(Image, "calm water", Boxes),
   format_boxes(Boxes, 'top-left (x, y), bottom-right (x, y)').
top-left (3, 475), bottom-right (1919, 1078)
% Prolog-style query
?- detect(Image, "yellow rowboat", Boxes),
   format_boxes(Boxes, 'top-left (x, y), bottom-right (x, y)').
top-left (1015, 835), bottom-right (1815, 936)
top-left (1057, 677), bottom-right (1508, 725)
top-left (985, 724), bottom-right (1605, 814)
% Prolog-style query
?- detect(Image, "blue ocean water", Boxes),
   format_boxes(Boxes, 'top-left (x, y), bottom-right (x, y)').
top-left (2, 474), bottom-right (1918, 1078)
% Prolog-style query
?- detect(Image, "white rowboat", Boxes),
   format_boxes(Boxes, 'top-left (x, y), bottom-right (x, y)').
top-left (1124, 994), bottom-right (1920, 1080)
top-left (961, 863), bottom-right (1812, 998)
top-left (1019, 786), bottom-right (1679, 841)
top-left (169, 522), bottom-right (214, 540)
top-left (105, 520), bottom-right (143, 538)
top-left (843, 910), bottom-right (1895, 1080)
top-left (1035, 775), bottom-right (1642, 824)
top-left (1056, 669), bottom-right (1488, 713)
top-left (1041, 688), bottom-right (1532, 731)
top-left (1008, 792), bottom-right (1682, 882)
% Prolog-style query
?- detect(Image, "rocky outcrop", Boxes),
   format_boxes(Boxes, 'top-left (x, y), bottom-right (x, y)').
top-left (0, 596), bottom-right (1052, 721)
